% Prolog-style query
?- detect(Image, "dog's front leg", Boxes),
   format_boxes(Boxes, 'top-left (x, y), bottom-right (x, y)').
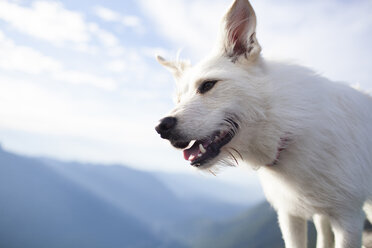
top-left (278, 211), bottom-right (307, 248)
top-left (329, 210), bottom-right (365, 248)
top-left (313, 214), bottom-right (334, 248)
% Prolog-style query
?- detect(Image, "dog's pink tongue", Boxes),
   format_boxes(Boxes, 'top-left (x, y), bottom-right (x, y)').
top-left (183, 142), bottom-right (200, 161)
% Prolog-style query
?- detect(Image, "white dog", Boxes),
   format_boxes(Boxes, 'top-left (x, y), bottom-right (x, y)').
top-left (155, 0), bottom-right (372, 247)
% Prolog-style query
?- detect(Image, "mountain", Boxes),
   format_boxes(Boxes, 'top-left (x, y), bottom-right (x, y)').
top-left (194, 203), bottom-right (372, 248)
top-left (40, 158), bottom-right (247, 227)
top-left (38, 158), bottom-right (249, 246)
top-left (154, 171), bottom-right (263, 206)
top-left (193, 201), bottom-right (317, 248)
top-left (41, 159), bottom-right (188, 227)
top-left (0, 146), bottom-right (166, 248)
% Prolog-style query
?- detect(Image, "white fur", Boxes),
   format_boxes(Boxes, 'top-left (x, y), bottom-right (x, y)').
top-left (157, 0), bottom-right (372, 247)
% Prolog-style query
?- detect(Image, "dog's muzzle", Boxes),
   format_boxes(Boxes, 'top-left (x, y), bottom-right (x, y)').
top-left (155, 114), bottom-right (239, 167)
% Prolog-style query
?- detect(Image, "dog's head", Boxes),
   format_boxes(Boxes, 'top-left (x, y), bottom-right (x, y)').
top-left (155, 0), bottom-right (268, 170)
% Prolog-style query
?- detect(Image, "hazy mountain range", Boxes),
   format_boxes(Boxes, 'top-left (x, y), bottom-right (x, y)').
top-left (0, 144), bottom-right (321, 247)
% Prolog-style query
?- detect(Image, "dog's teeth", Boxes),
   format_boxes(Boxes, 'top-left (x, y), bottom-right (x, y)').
top-left (185, 140), bottom-right (197, 149)
top-left (189, 154), bottom-right (195, 161)
top-left (199, 144), bottom-right (206, 153)
top-left (214, 136), bottom-right (219, 142)
top-left (198, 153), bottom-right (202, 158)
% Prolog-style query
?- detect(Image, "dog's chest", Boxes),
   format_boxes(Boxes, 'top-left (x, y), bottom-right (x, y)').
top-left (258, 167), bottom-right (316, 218)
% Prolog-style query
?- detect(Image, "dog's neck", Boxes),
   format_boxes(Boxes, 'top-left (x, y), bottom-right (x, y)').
top-left (266, 137), bottom-right (291, 166)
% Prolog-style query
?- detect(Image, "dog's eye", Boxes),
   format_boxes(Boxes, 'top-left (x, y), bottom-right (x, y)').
top-left (198, 80), bottom-right (218, 94)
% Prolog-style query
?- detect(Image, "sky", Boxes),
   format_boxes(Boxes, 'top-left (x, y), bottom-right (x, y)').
top-left (0, 0), bottom-right (371, 186)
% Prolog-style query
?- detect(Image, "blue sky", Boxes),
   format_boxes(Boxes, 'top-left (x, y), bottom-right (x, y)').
top-left (0, 0), bottom-right (371, 186)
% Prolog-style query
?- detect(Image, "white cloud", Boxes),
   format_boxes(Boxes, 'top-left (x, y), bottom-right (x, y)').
top-left (105, 60), bottom-right (126, 73)
top-left (103, 48), bottom-right (161, 84)
top-left (138, 0), bottom-right (227, 59)
top-left (253, 0), bottom-right (372, 86)
top-left (0, 30), bottom-right (117, 90)
top-left (94, 6), bottom-right (145, 33)
top-left (0, 77), bottom-right (145, 144)
top-left (52, 70), bottom-right (117, 91)
top-left (0, 30), bottom-right (62, 74)
top-left (88, 22), bottom-right (119, 47)
top-left (0, 1), bottom-right (90, 45)
top-left (122, 15), bottom-right (142, 28)
top-left (93, 5), bottom-right (119, 22)
top-left (0, 0), bottom-right (125, 57)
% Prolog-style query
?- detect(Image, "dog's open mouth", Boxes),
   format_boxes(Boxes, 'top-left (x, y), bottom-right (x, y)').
top-left (183, 129), bottom-right (235, 167)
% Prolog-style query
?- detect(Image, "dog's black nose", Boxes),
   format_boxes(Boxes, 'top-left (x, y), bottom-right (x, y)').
top-left (155, 117), bottom-right (177, 138)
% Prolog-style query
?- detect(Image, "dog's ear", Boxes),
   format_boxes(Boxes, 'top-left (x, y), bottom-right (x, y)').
top-left (219, 0), bottom-right (261, 62)
top-left (156, 55), bottom-right (190, 79)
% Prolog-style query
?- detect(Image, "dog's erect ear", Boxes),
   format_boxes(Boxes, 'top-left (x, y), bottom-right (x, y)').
top-left (156, 55), bottom-right (190, 79)
top-left (219, 0), bottom-right (261, 62)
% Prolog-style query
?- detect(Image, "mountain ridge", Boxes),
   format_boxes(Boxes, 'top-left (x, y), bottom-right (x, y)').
top-left (0, 146), bottom-right (168, 248)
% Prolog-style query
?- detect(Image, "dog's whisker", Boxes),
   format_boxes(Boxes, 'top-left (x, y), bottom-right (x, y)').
top-left (230, 147), bottom-right (243, 161)
top-left (227, 151), bottom-right (239, 166)
top-left (220, 156), bottom-right (236, 167)
top-left (208, 169), bottom-right (217, 176)
top-left (223, 117), bottom-right (240, 138)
